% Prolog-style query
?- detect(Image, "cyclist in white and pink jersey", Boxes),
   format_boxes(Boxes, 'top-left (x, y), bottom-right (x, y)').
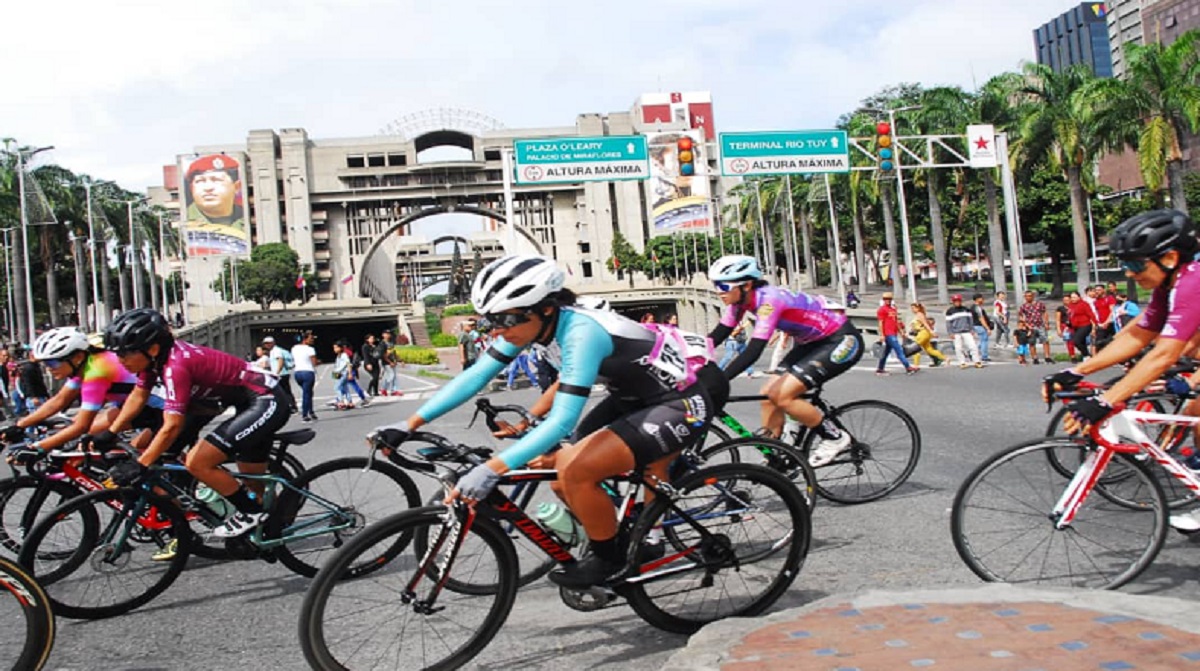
top-left (707, 255), bottom-right (865, 467)
top-left (97, 309), bottom-right (290, 538)
top-left (1041, 210), bottom-right (1200, 526)
top-left (13, 328), bottom-right (165, 452)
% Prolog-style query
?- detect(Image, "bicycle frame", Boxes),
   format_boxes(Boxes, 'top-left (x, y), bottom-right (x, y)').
top-left (1053, 409), bottom-right (1200, 528)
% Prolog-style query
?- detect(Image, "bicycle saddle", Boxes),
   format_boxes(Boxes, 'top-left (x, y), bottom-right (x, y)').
top-left (276, 428), bottom-right (316, 446)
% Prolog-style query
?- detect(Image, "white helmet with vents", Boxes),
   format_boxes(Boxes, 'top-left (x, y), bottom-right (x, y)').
top-left (576, 295), bottom-right (611, 312)
top-left (708, 255), bottom-right (763, 282)
top-left (32, 327), bottom-right (91, 361)
top-left (471, 255), bottom-right (566, 314)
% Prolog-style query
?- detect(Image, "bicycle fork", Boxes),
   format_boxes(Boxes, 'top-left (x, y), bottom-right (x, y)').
top-left (1052, 445), bottom-right (1116, 529)
top-left (403, 504), bottom-right (476, 615)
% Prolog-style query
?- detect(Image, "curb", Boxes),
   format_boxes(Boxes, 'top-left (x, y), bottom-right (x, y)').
top-left (661, 585), bottom-right (1200, 671)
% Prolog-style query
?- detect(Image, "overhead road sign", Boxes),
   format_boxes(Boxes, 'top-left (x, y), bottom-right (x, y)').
top-left (514, 135), bottom-right (649, 184)
top-left (719, 130), bottom-right (850, 176)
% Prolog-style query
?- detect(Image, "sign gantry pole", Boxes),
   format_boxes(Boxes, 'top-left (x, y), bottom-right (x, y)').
top-left (502, 148), bottom-right (518, 253)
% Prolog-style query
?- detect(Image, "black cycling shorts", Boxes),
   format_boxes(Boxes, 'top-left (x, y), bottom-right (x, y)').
top-left (204, 386), bottom-right (292, 463)
top-left (779, 322), bottom-right (865, 389)
top-left (573, 381), bottom-right (715, 469)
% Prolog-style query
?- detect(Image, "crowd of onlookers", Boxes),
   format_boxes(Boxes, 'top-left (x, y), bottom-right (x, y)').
top-left (0, 344), bottom-right (52, 419)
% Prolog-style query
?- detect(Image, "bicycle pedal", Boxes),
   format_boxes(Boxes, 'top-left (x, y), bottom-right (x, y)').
top-left (558, 585), bottom-right (618, 612)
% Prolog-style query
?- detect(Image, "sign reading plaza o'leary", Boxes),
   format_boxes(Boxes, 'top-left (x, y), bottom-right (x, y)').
top-left (514, 135), bottom-right (650, 184)
top-left (719, 130), bottom-right (850, 176)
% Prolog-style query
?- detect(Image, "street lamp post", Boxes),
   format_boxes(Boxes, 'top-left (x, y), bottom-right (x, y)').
top-left (16, 145), bottom-right (54, 341)
top-left (0, 229), bottom-right (14, 339)
top-left (158, 214), bottom-right (170, 316)
top-left (83, 180), bottom-right (112, 329)
top-left (127, 199), bottom-right (147, 307)
top-left (887, 107), bottom-right (921, 304)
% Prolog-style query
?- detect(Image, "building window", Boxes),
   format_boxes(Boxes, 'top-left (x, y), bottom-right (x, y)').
top-left (579, 241), bottom-right (591, 253)
top-left (367, 153), bottom-right (385, 167)
top-left (347, 154), bottom-right (365, 168)
top-left (582, 262), bottom-right (593, 278)
top-left (484, 149), bottom-right (501, 161)
top-left (387, 152), bottom-right (407, 166)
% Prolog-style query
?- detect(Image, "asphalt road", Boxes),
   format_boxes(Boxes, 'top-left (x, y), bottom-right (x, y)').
top-left (37, 359), bottom-right (1200, 670)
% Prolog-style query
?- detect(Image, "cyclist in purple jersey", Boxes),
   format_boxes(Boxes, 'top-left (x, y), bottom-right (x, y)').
top-left (97, 309), bottom-right (290, 539)
top-left (1043, 212), bottom-right (1200, 523)
top-left (12, 328), bottom-right (164, 453)
top-left (707, 255), bottom-right (865, 467)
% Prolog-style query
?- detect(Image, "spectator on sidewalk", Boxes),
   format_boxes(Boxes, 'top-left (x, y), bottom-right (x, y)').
top-left (992, 291), bottom-right (1011, 348)
top-left (361, 334), bottom-right (386, 396)
top-left (1114, 291), bottom-right (1141, 331)
top-left (379, 331), bottom-right (402, 396)
top-left (875, 292), bottom-right (917, 376)
top-left (908, 302), bottom-right (946, 368)
top-left (1065, 290), bottom-right (1095, 363)
top-left (970, 293), bottom-right (995, 363)
top-left (1055, 298), bottom-right (1075, 361)
top-left (292, 332), bottom-right (319, 422)
top-left (1017, 290), bottom-right (1050, 365)
top-left (1013, 317), bottom-right (1032, 365)
top-left (946, 294), bottom-right (983, 369)
top-left (505, 350), bottom-right (537, 390)
top-left (458, 319), bottom-right (481, 370)
top-left (265, 336), bottom-right (297, 414)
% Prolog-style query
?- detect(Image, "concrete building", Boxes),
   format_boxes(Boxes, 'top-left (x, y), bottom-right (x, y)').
top-left (149, 96), bottom-right (732, 318)
top-left (1108, 0), bottom-right (1150, 77)
top-left (1034, 3), bottom-right (1115, 76)
top-left (1142, 0), bottom-right (1200, 44)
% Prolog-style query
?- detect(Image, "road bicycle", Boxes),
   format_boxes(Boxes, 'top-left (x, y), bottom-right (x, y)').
top-left (0, 556), bottom-right (54, 671)
top-left (298, 431), bottom-right (811, 670)
top-left (703, 390), bottom-right (921, 504)
top-left (952, 392), bottom-right (1200, 590)
top-left (16, 445), bottom-right (420, 620)
top-left (0, 427), bottom-right (312, 562)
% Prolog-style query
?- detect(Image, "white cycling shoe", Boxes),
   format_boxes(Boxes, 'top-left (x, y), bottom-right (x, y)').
top-left (809, 433), bottom-right (852, 468)
top-left (213, 511), bottom-right (267, 538)
top-left (1169, 510), bottom-right (1200, 533)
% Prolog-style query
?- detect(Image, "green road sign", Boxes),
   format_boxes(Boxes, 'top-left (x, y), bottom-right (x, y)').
top-left (719, 130), bottom-right (849, 176)
top-left (514, 135), bottom-right (649, 184)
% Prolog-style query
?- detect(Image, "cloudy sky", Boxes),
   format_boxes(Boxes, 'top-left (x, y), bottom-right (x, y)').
top-left (5, 0), bottom-right (1086, 191)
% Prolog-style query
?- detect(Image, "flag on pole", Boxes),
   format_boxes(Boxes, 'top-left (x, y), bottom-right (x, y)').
top-left (295, 274), bottom-right (306, 290)
top-left (612, 256), bottom-right (621, 269)
top-left (650, 250), bottom-right (659, 264)
top-left (341, 273), bottom-right (354, 285)
top-left (566, 264), bottom-right (574, 277)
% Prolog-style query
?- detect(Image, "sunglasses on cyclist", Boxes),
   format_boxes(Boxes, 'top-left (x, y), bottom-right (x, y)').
top-left (485, 311), bottom-right (534, 329)
top-left (1120, 258), bottom-right (1150, 274)
top-left (713, 281), bottom-right (744, 293)
top-left (40, 358), bottom-right (63, 368)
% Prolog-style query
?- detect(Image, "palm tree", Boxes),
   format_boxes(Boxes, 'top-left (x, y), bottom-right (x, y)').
top-left (1084, 30), bottom-right (1200, 213)
top-left (914, 86), bottom-right (973, 303)
top-left (1014, 62), bottom-right (1102, 288)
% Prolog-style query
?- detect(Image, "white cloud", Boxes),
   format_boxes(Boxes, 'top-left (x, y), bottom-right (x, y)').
top-left (3, 0), bottom-right (1084, 189)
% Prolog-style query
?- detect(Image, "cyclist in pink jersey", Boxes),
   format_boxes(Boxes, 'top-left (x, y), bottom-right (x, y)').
top-left (707, 255), bottom-right (865, 467)
top-left (98, 309), bottom-right (290, 538)
top-left (1042, 213), bottom-right (1200, 528)
top-left (10, 328), bottom-right (165, 452)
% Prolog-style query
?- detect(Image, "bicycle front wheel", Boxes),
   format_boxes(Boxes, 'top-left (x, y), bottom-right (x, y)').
top-left (952, 439), bottom-right (1167, 590)
top-left (699, 436), bottom-right (817, 511)
top-left (17, 488), bottom-right (192, 619)
top-left (801, 400), bottom-right (920, 504)
top-left (0, 557), bottom-right (55, 671)
top-left (299, 506), bottom-right (518, 671)
top-left (0, 476), bottom-right (82, 560)
top-left (624, 463), bottom-right (810, 634)
top-left (270, 457), bottom-right (422, 578)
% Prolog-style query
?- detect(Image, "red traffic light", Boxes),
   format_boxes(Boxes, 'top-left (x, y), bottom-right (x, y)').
top-left (677, 137), bottom-right (693, 151)
top-left (876, 122), bottom-right (891, 135)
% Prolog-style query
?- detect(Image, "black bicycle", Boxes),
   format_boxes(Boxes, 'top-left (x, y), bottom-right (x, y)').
top-left (0, 556), bottom-right (54, 670)
top-left (298, 432), bottom-right (811, 670)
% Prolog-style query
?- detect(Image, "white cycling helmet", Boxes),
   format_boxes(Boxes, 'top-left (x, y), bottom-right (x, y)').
top-left (576, 295), bottom-right (612, 311)
top-left (708, 255), bottom-right (763, 282)
top-left (471, 255), bottom-right (566, 315)
top-left (32, 327), bottom-right (91, 361)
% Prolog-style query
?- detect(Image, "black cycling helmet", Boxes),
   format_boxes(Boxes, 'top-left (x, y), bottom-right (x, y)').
top-left (1109, 209), bottom-right (1198, 260)
top-left (104, 308), bottom-right (174, 360)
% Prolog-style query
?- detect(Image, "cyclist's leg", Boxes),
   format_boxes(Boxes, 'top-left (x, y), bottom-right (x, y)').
top-left (550, 396), bottom-right (621, 501)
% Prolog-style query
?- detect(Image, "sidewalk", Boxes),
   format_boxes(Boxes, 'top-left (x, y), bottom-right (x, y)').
top-left (664, 584), bottom-right (1200, 671)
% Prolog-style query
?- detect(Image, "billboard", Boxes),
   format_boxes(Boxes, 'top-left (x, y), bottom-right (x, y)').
top-left (179, 152), bottom-right (250, 257)
top-left (646, 129), bottom-right (712, 234)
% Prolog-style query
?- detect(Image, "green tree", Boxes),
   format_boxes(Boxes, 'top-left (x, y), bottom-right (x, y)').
top-left (210, 243), bottom-right (306, 309)
top-left (608, 230), bottom-right (641, 285)
top-left (1083, 30), bottom-right (1200, 213)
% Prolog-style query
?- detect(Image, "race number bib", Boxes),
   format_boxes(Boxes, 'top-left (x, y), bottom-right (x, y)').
top-left (643, 325), bottom-right (715, 391)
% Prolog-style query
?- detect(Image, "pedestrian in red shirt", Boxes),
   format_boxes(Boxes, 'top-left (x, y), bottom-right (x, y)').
top-left (875, 292), bottom-right (917, 376)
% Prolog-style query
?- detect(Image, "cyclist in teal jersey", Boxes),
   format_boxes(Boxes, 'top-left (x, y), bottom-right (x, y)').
top-left (372, 255), bottom-right (727, 588)
top-left (707, 255), bottom-right (865, 467)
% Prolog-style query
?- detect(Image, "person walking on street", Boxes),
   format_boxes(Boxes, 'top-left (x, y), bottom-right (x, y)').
top-left (458, 319), bottom-right (481, 370)
top-left (379, 331), bottom-right (402, 396)
top-left (264, 336), bottom-right (297, 413)
top-left (505, 350), bottom-right (537, 390)
top-left (874, 292), bottom-right (918, 376)
top-left (970, 293), bottom-right (994, 362)
top-left (946, 294), bottom-right (983, 368)
top-left (291, 331), bottom-right (319, 422)
top-left (361, 334), bottom-right (385, 397)
top-left (992, 291), bottom-right (1011, 348)
top-left (1066, 290), bottom-right (1095, 363)
top-left (908, 302), bottom-right (946, 368)
top-left (1017, 290), bottom-right (1051, 364)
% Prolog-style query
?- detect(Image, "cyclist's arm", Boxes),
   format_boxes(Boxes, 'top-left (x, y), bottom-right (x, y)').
top-left (709, 323), bottom-right (733, 348)
top-left (1102, 334), bottom-right (1196, 407)
top-left (36, 407), bottom-right (98, 451)
top-left (402, 341), bottom-right (513, 432)
top-left (1072, 322), bottom-right (1157, 380)
top-left (107, 386), bottom-right (151, 434)
top-left (16, 384), bottom-right (77, 429)
top-left (722, 338), bottom-right (768, 380)
top-left (136, 411), bottom-right (185, 467)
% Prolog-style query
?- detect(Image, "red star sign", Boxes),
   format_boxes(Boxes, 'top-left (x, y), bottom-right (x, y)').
top-left (974, 136), bottom-right (990, 150)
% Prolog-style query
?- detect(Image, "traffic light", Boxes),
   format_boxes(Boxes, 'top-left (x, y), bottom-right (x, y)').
top-left (876, 121), bottom-right (894, 171)
top-left (677, 136), bottom-right (696, 176)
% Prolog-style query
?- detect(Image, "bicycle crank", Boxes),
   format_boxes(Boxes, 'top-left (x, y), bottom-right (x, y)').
top-left (559, 584), bottom-right (620, 612)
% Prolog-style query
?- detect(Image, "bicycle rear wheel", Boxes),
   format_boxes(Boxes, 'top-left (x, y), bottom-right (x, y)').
top-left (951, 439), bottom-right (1167, 590)
top-left (299, 506), bottom-right (518, 671)
top-left (698, 436), bottom-right (816, 510)
top-left (0, 557), bottom-right (55, 671)
top-left (0, 476), bottom-right (82, 560)
top-left (270, 457), bottom-right (421, 578)
top-left (17, 488), bottom-right (192, 619)
top-left (801, 400), bottom-right (920, 504)
top-left (624, 463), bottom-right (810, 634)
